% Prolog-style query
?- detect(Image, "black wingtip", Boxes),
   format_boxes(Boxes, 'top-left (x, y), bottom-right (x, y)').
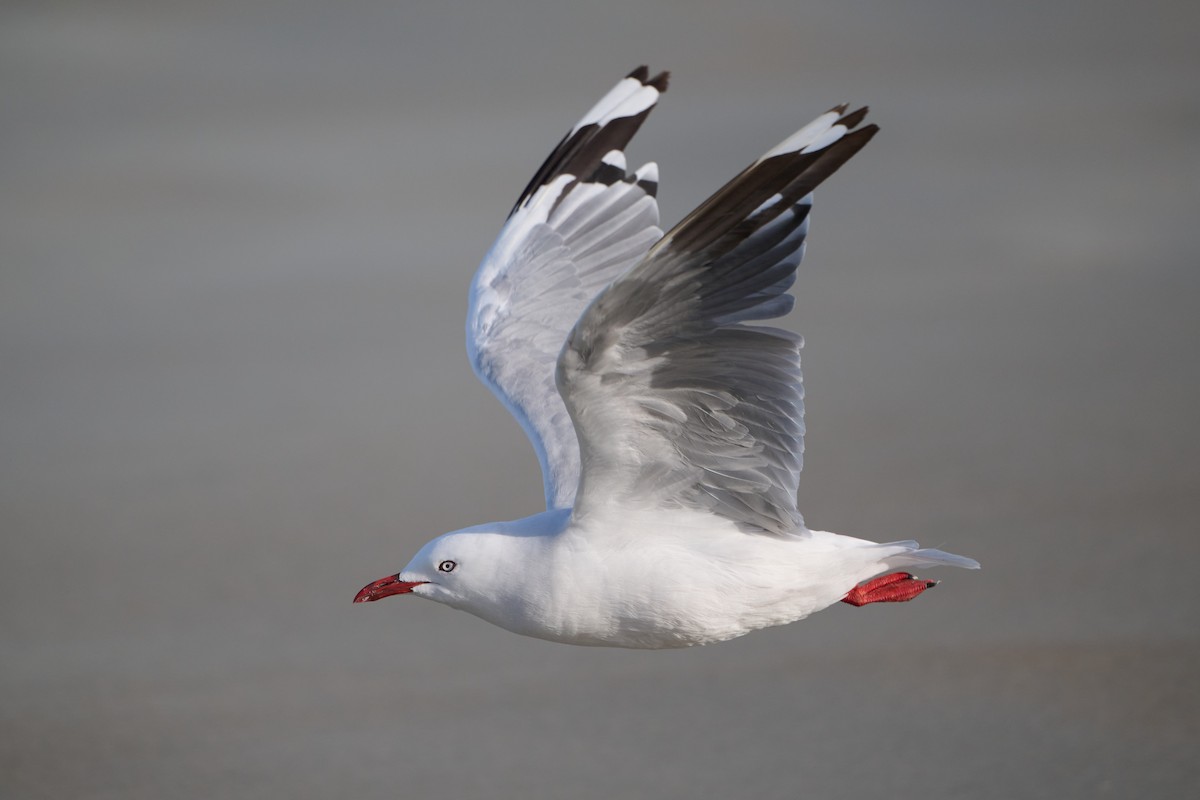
top-left (856, 122), bottom-right (881, 142)
top-left (636, 176), bottom-right (659, 198)
top-left (589, 159), bottom-right (627, 186)
top-left (837, 106), bottom-right (870, 130)
top-left (626, 66), bottom-right (670, 92)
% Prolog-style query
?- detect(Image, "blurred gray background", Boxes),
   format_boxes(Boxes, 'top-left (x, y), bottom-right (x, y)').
top-left (3, 1), bottom-right (1197, 797)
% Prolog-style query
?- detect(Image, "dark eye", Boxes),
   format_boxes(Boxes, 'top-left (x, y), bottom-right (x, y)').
top-left (438, 560), bottom-right (457, 573)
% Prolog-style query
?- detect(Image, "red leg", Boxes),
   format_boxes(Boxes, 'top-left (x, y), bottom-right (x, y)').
top-left (841, 572), bottom-right (938, 607)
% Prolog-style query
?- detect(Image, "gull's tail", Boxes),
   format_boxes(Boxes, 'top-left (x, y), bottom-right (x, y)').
top-left (877, 540), bottom-right (981, 571)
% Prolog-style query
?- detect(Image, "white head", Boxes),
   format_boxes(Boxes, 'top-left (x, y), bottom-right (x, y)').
top-left (353, 528), bottom-right (530, 612)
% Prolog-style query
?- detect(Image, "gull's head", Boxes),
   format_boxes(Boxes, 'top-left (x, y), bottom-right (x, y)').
top-left (352, 530), bottom-right (513, 609)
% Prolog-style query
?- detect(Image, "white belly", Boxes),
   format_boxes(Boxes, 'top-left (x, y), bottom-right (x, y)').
top-left (467, 520), bottom-right (884, 649)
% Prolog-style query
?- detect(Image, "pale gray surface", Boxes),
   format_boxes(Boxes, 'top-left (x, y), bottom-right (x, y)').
top-left (2, 1), bottom-right (1198, 798)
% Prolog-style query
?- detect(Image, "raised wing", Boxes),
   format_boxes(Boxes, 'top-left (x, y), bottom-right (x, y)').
top-left (558, 106), bottom-right (878, 533)
top-left (468, 67), bottom-right (668, 511)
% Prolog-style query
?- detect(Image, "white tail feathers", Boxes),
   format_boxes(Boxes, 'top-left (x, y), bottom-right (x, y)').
top-left (878, 540), bottom-right (981, 571)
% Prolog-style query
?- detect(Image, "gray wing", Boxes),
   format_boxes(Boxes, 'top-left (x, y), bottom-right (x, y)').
top-left (558, 105), bottom-right (878, 533)
top-left (468, 67), bottom-right (667, 510)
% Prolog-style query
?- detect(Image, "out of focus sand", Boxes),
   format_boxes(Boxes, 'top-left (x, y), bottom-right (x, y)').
top-left (3, 1), bottom-right (1197, 797)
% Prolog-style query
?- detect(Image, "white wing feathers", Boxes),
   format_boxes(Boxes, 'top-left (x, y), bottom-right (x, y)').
top-left (468, 68), bottom-right (668, 510)
top-left (559, 105), bottom-right (878, 534)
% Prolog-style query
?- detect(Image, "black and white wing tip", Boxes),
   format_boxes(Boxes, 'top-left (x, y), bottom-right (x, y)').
top-left (756, 104), bottom-right (872, 162)
top-left (659, 103), bottom-right (877, 258)
top-left (508, 66), bottom-right (668, 218)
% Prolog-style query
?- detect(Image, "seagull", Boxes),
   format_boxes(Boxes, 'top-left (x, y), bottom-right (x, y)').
top-left (354, 67), bottom-right (978, 648)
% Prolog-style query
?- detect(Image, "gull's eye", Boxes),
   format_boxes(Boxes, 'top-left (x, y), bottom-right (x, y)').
top-left (438, 560), bottom-right (457, 573)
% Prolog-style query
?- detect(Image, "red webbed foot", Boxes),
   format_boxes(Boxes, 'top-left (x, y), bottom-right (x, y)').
top-left (841, 572), bottom-right (938, 607)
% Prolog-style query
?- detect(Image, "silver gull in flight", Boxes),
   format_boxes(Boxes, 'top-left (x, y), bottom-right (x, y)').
top-left (354, 67), bottom-right (978, 648)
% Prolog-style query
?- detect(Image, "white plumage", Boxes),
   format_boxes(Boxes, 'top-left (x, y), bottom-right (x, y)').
top-left (355, 68), bottom-right (978, 648)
